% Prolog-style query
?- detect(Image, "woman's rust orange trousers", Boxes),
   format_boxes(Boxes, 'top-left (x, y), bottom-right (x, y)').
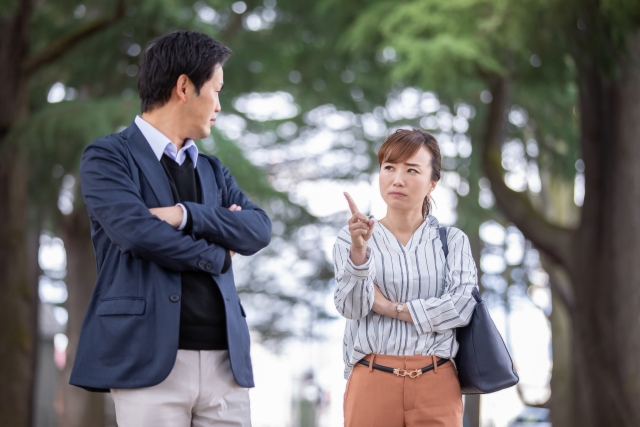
top-left (344, 354), bottom-right (463, 427)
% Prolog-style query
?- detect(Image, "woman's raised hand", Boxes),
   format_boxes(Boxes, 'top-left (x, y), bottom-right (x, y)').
top-left (344, 192), bottom-right (375, 265)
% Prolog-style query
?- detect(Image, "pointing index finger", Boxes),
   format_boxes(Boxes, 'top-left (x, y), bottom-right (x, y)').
top-left (344, 192), bottom-right (360, 214)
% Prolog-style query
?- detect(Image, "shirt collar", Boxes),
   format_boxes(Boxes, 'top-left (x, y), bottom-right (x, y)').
top-left (373, 215), bottom-right (439, 252)
top-left (134, 116), bottom-right (199, 167)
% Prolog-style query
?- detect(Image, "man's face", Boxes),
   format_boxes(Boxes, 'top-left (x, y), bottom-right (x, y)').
top-left (182, 65), bottom-right (223, 141)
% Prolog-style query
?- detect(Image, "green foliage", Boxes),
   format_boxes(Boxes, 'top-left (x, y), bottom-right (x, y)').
top-left (0, 0), bottom-right (20, 19)
top-left (13, 0), bottom-right (352, 344)
top-left (9, 98), bottom-right (138, 222)
top-left (336, 0), bottom-right (582, 181)
top-left (600, 0), bottom-right (640, 29)
top-left (17, 0), bottom-right (639, 344)
top-left (342, 0), bottom-right (507, 86)
top-left (537, 0), bottom-right (640, 76)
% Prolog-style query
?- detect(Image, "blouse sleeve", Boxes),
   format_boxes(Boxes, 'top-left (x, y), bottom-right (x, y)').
top-left (407, 228), bottom-right (478, 334)
top-left (332, 227), bottom-right (376, 320)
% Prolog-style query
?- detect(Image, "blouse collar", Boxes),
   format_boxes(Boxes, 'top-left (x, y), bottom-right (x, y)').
top-left (373, 215), bottom-right (440, 253)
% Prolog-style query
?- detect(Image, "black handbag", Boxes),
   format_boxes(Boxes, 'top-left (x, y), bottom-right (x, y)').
top-left (439, 227), bottom-right (519, 394)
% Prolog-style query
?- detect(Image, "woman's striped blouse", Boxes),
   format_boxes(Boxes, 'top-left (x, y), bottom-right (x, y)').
top-left (333, 215), bottom-right (478, 379)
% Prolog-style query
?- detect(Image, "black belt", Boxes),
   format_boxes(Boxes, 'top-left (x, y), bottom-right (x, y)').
top-left (357, 358), bottom-right (450, 378)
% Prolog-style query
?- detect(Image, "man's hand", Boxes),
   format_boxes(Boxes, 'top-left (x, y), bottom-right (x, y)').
top-left (151, 204), bottom-right (243, 256)
top-left (150, 206), bottom-right (184, 228)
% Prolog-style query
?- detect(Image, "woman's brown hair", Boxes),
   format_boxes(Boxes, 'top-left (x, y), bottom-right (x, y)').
top-left (377, 128), bottom-right (442, 218)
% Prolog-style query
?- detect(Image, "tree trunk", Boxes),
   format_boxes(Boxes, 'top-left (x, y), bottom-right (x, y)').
top-left (0, 147), bottom-right (35, 427)
top-left (538, 165), bottom-right (578, 427)
top-left (0, 1), bottom-right (36, 424)
top-left (571, 30), bottom-right (640, 426)
top-left (480, 31), bottom-right (640, 425)
top-left (547, 264), bottom-right (574, 427)
top-left (57, 207), bottom-right (104, 427)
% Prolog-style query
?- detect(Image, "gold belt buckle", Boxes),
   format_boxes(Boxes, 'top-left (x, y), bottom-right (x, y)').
top-left (393, 368), bottom-right (422, 378)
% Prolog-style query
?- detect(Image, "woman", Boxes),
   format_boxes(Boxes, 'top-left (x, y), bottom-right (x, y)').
top-left (333, 128), bottom-right (478, 427)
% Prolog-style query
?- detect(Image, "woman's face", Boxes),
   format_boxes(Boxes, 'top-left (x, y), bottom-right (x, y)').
top-left (379, 146), bottom-right (436, 215)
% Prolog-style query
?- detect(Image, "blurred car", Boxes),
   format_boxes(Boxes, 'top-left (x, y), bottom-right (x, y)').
top-left (508, 406), bottom-right (551, 427)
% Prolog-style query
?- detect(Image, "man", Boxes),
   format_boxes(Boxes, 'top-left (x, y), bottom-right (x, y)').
top-left (70, 30), bottom-right (271, 426)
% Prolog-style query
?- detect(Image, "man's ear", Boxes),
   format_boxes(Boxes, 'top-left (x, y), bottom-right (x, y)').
top-left (175, 74), bottom-right (190, 103)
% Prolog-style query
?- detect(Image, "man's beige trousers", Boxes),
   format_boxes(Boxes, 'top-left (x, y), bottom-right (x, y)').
top-left (111, 350), bottom-right (251, 427)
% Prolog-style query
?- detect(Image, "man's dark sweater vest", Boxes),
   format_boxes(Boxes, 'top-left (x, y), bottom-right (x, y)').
top-left (160, 154), bottom-right (228, 350)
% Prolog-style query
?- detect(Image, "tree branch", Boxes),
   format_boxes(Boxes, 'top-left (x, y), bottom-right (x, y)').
top-left (480, 77), bottom-right (575, 270)
top-left (21, 0), bottom-right (126, 76)
top-left (542, 254), bottom-right (576, 314)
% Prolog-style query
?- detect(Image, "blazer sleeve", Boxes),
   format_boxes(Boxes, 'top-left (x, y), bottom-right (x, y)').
top-left (182, 159), bottom-right (271, 256)
top-left (80, 139), bottom-right (228, 274)
top-left (406, 228), bottom-right (478, 334)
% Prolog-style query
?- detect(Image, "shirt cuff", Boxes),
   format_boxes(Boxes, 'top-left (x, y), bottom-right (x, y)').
top-left (176, 203), bottom-right (188, 231)
top-left (345, 247), bottom-right (373, 277)
top-left (407, 299), bottom-right (433, 335)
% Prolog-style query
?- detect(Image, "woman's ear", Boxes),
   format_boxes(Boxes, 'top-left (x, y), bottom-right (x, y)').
top-left (428, 181), bottom-right (438, 195)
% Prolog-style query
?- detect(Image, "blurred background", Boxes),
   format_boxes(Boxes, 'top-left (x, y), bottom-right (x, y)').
top-left (2, 0), bottom-right (640, 426)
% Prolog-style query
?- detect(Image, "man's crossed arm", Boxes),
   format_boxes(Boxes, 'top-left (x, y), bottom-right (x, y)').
top-left (80, 141), bottom-right (270, 274)
top-left (150, 204), bottom-right (244, 258)
top-left (147, 161), bottom-right (272, 257)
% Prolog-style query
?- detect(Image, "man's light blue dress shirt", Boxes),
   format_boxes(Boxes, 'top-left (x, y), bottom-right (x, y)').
top-left (134, 115), bottom-right (199, 230)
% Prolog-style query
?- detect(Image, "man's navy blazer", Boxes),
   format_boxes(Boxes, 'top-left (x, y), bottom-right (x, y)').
top-left (69, 122), bottom-right (271, 391)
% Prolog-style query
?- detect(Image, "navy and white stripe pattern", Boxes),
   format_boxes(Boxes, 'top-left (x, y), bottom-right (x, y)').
top-left (333, 215), bottom-right (478, 379)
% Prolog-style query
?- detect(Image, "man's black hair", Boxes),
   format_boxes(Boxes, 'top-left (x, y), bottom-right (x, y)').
top-left (138, 30), bottom-right (232, 113)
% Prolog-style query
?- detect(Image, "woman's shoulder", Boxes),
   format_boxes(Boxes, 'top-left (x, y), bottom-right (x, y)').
top-left (441, 225), bottom-right (470, 246)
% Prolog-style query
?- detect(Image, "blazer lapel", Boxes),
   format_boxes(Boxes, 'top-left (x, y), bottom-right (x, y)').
top-left (122, 121), bottom-right (174, 207)
top-left (195, 156), bottom-right (216, 206)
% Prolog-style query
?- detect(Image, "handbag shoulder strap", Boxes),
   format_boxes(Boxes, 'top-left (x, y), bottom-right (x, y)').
top-left (438, 226), bottom-right (482, 303)
top-left (438, 226), bottom-right (449, 259)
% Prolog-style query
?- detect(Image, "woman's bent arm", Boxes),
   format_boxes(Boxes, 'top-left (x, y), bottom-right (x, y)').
top-left (407, 229), bottom-right (478, 334)
top-left (333, 230), bottom-right (376, 320)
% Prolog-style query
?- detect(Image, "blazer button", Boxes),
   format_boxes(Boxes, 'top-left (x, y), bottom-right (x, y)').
top-left (198, 260), bottom-right (205, 268)
top-left (169, 294), bottom-right (180, 302)
top-left (205, 263), bottom-right (212, 270)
